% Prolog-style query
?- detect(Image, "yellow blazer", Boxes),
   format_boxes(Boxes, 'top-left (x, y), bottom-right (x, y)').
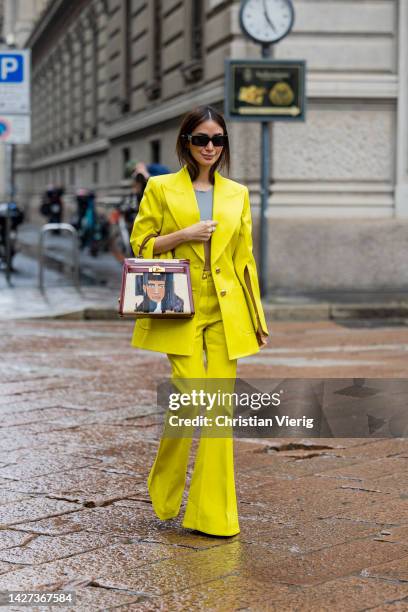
top-left (129, 165), bottom-right (268, 360)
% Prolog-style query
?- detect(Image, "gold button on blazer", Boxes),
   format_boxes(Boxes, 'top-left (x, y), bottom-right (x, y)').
top-left (129, 165), bottom-right (269, 360)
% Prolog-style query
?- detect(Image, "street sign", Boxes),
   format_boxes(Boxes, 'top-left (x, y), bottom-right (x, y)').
top-left (225, 59), bottom-right (306, 122)
top-left (0, 114), bottom-right (31, 144)
top-left (0, 50), bottom-right (31, 114)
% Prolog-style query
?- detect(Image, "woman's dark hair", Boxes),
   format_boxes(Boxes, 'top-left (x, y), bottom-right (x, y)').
top-left (176, 105), bottom-right (230, 184)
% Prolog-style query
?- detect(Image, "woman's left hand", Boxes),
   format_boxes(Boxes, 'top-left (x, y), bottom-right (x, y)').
top-left (256, 329), bottom-right (268, 349)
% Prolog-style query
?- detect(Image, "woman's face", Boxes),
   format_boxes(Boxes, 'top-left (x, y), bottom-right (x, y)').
top-left (144, 278), bottom-right (166, 303)
top-left (188, 119), bottom-right (225, 169)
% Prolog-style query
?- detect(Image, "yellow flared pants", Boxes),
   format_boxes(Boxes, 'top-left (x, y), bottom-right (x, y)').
top-left (147, 271), bottom-right (239, 536)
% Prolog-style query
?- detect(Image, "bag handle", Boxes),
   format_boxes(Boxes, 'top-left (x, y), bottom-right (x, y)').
top-left (137, 233), bottom-right (176, 258)
top-left (137, 233), bottom-right (157, 257)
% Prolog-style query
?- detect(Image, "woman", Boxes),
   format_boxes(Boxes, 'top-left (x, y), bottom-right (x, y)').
top-left (130, 105), bottom-right (269, 537)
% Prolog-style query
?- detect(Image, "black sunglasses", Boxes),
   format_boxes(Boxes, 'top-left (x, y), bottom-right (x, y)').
top-left (183, 133), bottom-right (228, 147)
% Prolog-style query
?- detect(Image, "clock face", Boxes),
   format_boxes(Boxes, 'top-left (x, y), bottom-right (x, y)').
top-left (240, 0), bottom-right (294, 44)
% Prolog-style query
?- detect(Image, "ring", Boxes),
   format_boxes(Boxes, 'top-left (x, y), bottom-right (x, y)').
top-left (211, 226), bottom-right (215, 232)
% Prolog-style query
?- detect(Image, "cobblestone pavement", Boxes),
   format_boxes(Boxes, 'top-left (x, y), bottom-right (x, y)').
top-left (1, 318), bottom-right (408, 610)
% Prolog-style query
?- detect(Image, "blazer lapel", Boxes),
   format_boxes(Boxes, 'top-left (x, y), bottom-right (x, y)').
top-left (211, 171), bottom-right (244, 266)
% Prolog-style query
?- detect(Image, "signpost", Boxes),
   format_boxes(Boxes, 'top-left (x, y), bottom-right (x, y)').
top-left (0, 48), bottom-right (31, 283)
top-left (225, 0), bottom-right (305, 297)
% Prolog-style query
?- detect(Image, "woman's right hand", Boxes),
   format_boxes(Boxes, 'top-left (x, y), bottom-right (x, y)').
top-left (184, 220), bottom-right (218, 242)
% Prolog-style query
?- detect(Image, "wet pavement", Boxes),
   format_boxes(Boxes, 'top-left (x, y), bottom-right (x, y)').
top-left (0, 317), bottom-right (408, 610)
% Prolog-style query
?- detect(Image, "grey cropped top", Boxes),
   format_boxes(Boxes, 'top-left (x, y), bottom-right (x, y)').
top-left (194, 187), bottom-right (213, 220)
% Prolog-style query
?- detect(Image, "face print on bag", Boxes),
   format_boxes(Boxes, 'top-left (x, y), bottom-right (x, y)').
top-left (135, 272), bottom-right (185, 313)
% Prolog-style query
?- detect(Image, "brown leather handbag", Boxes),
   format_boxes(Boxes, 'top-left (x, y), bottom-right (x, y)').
top-left (118, 234), bottom-right (194, 318)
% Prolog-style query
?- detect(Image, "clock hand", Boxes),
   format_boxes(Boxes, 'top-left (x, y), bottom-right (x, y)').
top-left (262, 0), bottom-right (277, 33)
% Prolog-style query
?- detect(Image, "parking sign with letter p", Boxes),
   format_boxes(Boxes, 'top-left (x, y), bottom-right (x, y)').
top-left (0, 54), bottom-right (23, 83)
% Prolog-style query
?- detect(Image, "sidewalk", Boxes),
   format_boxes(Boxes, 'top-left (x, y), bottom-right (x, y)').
top-left (0, 318), bottom-right (408, 610)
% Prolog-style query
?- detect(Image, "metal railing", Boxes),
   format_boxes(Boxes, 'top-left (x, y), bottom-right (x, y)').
top-left (38, 223), bottom-right (80, 291)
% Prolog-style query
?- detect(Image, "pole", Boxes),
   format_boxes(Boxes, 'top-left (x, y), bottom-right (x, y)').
top-left (260, 43), bottom-right (271, 297)
top-left (4, 143), bottom-right (13, 284)
top-left (4, 204), bottom-right (11, 285)
top-left (10, 143), bottom-right (15, 201)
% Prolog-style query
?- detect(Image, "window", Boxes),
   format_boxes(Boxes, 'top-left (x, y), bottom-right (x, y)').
top-left (91, 20), bottom-right (99, 131)
top-left (153, 0), bottom-right (162, 83)
top-left (93, 161), bottom-right (99, 184)
top-left (122, 147), bottom-right (131, 178)
top-left (150, 140), bottom-right (161, 164)
top-left (191, 0), bottom-right (203, 61)
top-left (69, 165), bottom-right (76, 187)
top-left (145, 0), bottom-right (161, 99)
top-left (181, 0), bottom-right (204, 83)
top-left (120, 0), bottom-right (131, 112)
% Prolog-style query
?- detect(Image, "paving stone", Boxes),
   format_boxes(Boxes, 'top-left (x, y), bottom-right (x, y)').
top-left (374, 526), bottom-right (408, 545)
top-left (0, 379), bottom-right (72, 396)
top-left (0, 530), bottom-right (38, 550)
top-left (0, 431), bottom-right (47, 453)
top-left (359, 471), bottom-right (408, 496)
top-left (236, 451), bottom-right (363, 479)
top-left (0, 448), bottom-right (78, 465)
top-left (0, 498), bottom-right (82, 526)
top-left (363, 554), bottom-right (408, 582)
top-left (0, 455), bottom-right (101, 481)
top-left (85, 439), bottom-right (159, 462)
top-left (333, 438), bottom-right (408, 459)
top-left (0, 399), bottom-right (60, 413)
top-left (239, 515), bottom-right (382, 553)
top-left (0, 490), bottom-right (29, 506)
top-left (3, 468), bottom-right (144, 504)
top-left (244, 539), bottom-right (408, 586)
top-left (334, 497), bottom-right (408, 525)
top-left (0, 421), bottom-right (83, 435)
top-left (0, 541), bottom-right (202, 591)
top-left (69, 587), bottom-right (143, 611)
top-left (0, 560), bottom-right (20, 575)
top-left (368, 599), bottom-right (408, 611)
top-left (30, 425), bottom-right (154, 452)
top-left (240, 485), bottom-right (391, 527)
top-left (315, 457), bottom-right (408, 482)
top-left (237, 472), bottom-right (363, 505)
top-left (0, 531), bottom-right (125, 564)
top-left (32, 404), bottom-right (161, 430)
top-left (0, 407), bottom-right (87, 428)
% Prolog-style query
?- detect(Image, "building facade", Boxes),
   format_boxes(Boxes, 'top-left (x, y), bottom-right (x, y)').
top-left (9, 0), bottom-right (408, 294)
